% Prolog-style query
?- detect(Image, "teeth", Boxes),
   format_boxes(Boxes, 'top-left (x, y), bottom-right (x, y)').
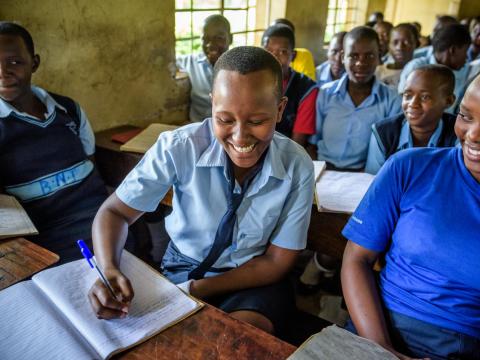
top-left (232, 144), bottom-right (255, 153)
top-left (467, 146), bottom-right (480, 157)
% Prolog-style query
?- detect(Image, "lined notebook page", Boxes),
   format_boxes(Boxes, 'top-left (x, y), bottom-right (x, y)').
top-left (120, 123), bottom-right (178, 153)
top-left (0, 194), bottom-right (38, 239)
top-left (315, 171), bottom-right (375, 214)
top-left (33, 251), bottom-right (202, 359)
top-left (0, 281), bottom-right (96, 359)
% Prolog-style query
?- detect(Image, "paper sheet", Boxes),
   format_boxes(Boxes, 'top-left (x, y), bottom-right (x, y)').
top-left (33, 251), bottom-right (201, 359)
top-left (120, 123), bottom-right (178, 153)
top-left (315, 171), bottom-right (375, 214)
top-left (0, 281), bottom-right (96, 359)
top-left (0, 194), bottom-right (38, 239)
top-left (313, 161), bottom-right (326, 182)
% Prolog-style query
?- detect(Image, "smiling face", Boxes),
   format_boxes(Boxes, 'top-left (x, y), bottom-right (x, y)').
top-left (456, 79), bottom-right (480, 182)
top-left (402, 70), bottom-right (455, 131)
top-left (211, 69), bottom-right (286, 175)
top-left (343, 36), bottom-right (379, 85)
top-left (263, 36), bottom-right (293, 77)
top-left (202, 21), bottom-right (232, 66)
top-left (0, 34), bottom-right (39, 105)
top-left (389, 27), bottom-right (416, 66)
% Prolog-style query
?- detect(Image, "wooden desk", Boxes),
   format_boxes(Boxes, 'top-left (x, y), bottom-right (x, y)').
top-left (95, 126), bottom-right (349, 260)
top-left (118, 303), bottom-right (296, 359)
top-left (0, 237), bottom-right (59, 290)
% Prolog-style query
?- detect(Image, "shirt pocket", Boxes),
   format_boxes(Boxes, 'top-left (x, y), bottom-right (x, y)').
top-left (235, 213), bottom-right (281, 251)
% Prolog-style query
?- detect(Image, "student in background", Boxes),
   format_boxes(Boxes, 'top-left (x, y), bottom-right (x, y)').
top-left (310, 26), bottom-right (402, 170)
top-left (177, 15), bottom-right (232, 122)
top-left (366, 11), bottom-right (384, 27)
top-left (398, 23), bottom-right (479, 112)
top-left (413, 15), bottom-right (457, 59)
top-left (272, 18), bottom-right (316, 80)
top-left (467, 21), bottom-right (480, 62)
top-left (341, 75), bottom-right (480, 360)
top-left (262, 24), bottom-right (318, 148)
top-left (375, 23), bottom-right (418, 89)
top-left (315, 31), bottom-right (346, 86)
top-left (373, 21), bottom-right (393, 63)
top-left (366, 65), bottom-right (457, 174)
top-left (0, 22), bottom-right (108, 263)
top-left (87, 47), bottom-right (314, 336)
top-left (412, 22), bottom-right (429, 48)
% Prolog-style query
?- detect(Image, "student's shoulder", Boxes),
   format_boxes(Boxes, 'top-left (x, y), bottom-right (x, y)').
top-left (388, 147), bottom-right (455, 174)
top-left (291, 69), bottom-right (317, 87)
top-left (176, 53), bottom-right (204, 67)
top-left (272, 132), bottom-right (314, 173)
top-left (157, 119), bottom-right (214, 151)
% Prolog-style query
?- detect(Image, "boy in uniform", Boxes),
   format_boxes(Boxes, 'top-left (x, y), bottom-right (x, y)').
top-left (262, 24), bottom-right (317, 148)
top-left (88, 47), bottom-right (314, 335)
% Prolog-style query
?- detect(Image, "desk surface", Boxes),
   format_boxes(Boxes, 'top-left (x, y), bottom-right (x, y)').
top-left (0, 237), bottom-right (59, 290)
top-left (95, 126), bottom-right (349, 259)
top-left (118, 303), bottom-right (296, 359)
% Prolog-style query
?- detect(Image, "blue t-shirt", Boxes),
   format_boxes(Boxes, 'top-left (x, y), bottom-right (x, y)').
top-left (342, 147), bottom-right (480, 339)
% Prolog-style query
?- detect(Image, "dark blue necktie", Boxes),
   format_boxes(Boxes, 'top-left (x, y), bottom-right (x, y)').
top-left (188, 156), bottom-right (263, 280)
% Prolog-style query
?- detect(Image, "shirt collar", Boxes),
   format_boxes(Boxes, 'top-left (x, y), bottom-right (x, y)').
top-left (196, 119), bottom-right (288, 184)
top-left (333, 74), bottom-right (381, 104)
top-left (397, 118), bottom-right (444, 150)
top-left (318, 62), bottom-right (333, 83)
top-left (0, 85), bottom-right (67, 119)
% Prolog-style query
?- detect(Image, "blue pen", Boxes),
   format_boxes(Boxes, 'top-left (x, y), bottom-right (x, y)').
top-left (77, 240), bottom-right (118, 300)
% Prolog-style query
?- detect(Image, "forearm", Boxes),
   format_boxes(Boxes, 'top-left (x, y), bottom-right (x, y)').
top-left (92, 194), bottom-right (143, 270)
top-left (191, 249), bottom-right (299, 299)
top-left (341, 256), bottom-right (393, 348)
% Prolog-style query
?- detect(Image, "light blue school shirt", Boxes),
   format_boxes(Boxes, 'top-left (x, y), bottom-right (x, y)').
top-left (0, 85), bottom-right (95, 155)
top-left (413, 45), bottom-right (433, 59)
top-left (315, 61), bottom-right (344, 87)
top-left (116, 119), bottom-right (314, 270)
top-left (365, 118), bottom-right (444, 174)
top-left (343, 147), bottom-right (480, 338)
top-left (176, 53), bottom-right (213, 122)
top-left (398, 54), bottom-right (480, 112)
top-left (310, 74), bottom-right (402, 169)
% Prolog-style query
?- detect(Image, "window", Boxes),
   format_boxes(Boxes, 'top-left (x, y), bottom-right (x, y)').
top-left (175, 0), bottom-right (264, 56)
top-left (324, 0), bottom-right (359, 43)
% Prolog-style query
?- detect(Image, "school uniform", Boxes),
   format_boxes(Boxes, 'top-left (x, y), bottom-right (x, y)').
top-left (315, 61), bottom-right (345, 87)
top-left (176, 53), bottom-right (213, 122)
top-left (375, 64), bottom-right (402, 89)
top-left (365, 112), bottom-right (457, 174)
top-left (398, 54), bottom-right (480, 112)
top-left (0, 86), bottom-right (108, 262)
top-left (278, 68), bottom-right (318, 138)
top-left (343, 147), bottom-right (480, 358)
top-left (115, 118), bottom-right (314, 331)
top-left (310, 74), bottom-right (402, 169)
top-left (467, 45), bottom-right (480, 63)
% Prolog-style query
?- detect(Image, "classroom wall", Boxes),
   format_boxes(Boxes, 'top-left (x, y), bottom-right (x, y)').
top-left (0, 0), bottom-right (189, 131)
top-left (458, 0), bottom-right (480, 20)
top-left (285, 0), bottom-right (329, 64)
top-left (384, 0), bottom-right (459, 35)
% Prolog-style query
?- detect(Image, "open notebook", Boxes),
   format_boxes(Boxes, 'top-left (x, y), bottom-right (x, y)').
top-left (313, 161), bottom-right (375, 214)
top-left (0, 194), bottom-right (38, 239)
top-left (120, 123), bottom-right (179, 153)
top-left (288, 325), bottom-right (398, 360)
top-left (0, 251), bottom-right (202, 360)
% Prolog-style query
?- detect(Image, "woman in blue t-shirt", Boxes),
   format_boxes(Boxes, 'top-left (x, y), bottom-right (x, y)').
top-left (341, 75), bottom-right (480, 359)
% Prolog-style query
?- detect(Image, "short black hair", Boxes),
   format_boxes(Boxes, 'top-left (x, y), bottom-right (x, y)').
top-left (213, 46), bottom-right (283, 100)
top-left (374, 21), bottom-right (393, 32)
top-left (0, 22), bottom-right (35, 57)
top-left (330, 31), bottom-right (347, 45)
top-left (262, 24), bottom-right (295, 50)
top-left (344, 26), bottom-right (380, 51)
top-left (432, 24), bottom-right (470, 52)
top-left (272, 18), bottom-right (295, 33)
top-left (393, 23), bottom-right (420, 47)
top-left (410, 64), bottom-right (455, 95)
top-left (203, 14), bottom-right (231, 33)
